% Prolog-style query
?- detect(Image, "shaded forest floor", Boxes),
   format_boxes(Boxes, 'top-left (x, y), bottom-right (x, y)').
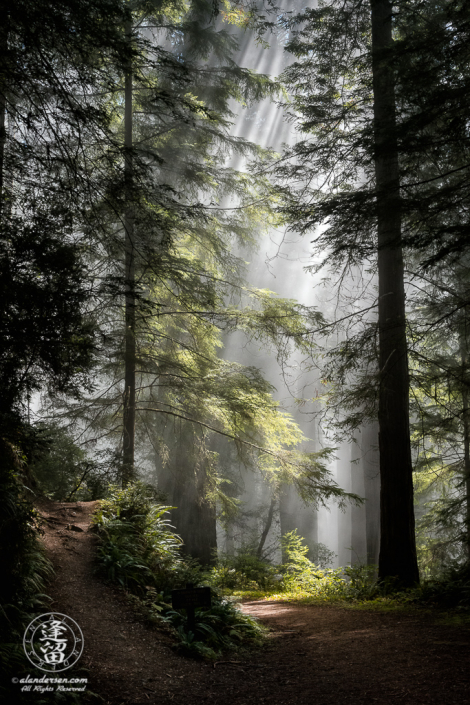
top-left (37, 499), bottom-right (470, 705)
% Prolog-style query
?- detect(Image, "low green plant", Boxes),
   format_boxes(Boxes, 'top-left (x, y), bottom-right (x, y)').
top-left (209, 532), bottom-right (380, 603)
top-left (93, 482), bottom-right (183, 591)
top-left (415, 562), bottom-right (470, 608)
top-left (93, 482), bottom-right (265, 658)
top-left (280, 530), bottom-right (346, 596)
top-left (209, 550), bottom-right (281, 590)
top-left (238, 531), bottom-right (379, 602)
top-left (342, 564), bottom-right (379, 600)
top-left (155, 596), bottom-right (265, 659)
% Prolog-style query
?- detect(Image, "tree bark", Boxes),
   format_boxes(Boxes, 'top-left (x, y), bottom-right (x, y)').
top-left (337, 440), bottom-right (352, 566)
top-left (257, 497), bottom-right (276, 559)
top-left (350, 435), bottom-right (367, 564)
top-left (171, 460), bottom-right (218, 566)
top-left (122, 20), bottom-right (136, 486)
top-left (371, 0), bottom-right (419, 586)
top-left (362, 423), bottom-right (381, 566)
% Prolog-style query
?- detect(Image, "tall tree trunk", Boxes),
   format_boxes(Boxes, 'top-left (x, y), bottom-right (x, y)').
top-left (171, 461), bottom-right (218, 565)
top-left (337, 440), bottom-right (352, 566)
top-left (362, 422), bottom-right (381, 566)
top-left (122, 20), bottom-right (136, 486)
top-left (257, 497), bottom-right (276, 559)
top-left (165, 426), bottom-right (218, 565)
top-left (371, 0), bottom-right (419, 586)
top-left (350, 434), bottom-right (367, 564)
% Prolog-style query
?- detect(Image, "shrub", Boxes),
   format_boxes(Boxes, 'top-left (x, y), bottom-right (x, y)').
top-left (136, 585), bottom-right (265, 659)
top-left (280, 530), bottom-right (345, 595)
top-left (93, 482), bottom-right (182, 591)
top-left (0, 438), bottom-right (76, 704)
top-left (416, 562), bottom-right (470, 608)
top-left (93, 482), bottom-right (265, 657)
top-left (209, 550), bottom-right (280, 590)
top-left (208, 532), bottom-right (379, 602)
top-left (280, 530), bottom-right (379, 600)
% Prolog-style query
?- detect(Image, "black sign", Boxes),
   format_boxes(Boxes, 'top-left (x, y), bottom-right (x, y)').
top-left (171, 586), bottom-right (212, 610)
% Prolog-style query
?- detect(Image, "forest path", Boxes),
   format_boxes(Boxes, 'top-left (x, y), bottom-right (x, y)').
top-left (38, 499), bottom-right (470, 705)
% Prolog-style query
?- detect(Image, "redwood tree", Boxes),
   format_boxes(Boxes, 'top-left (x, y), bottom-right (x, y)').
top-left (371, 0), bottom-right (418, 586)
top-left (276, 0), bottom-right (431, 586)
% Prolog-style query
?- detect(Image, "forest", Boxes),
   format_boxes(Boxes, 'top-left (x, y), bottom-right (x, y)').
top-left (1, 0), bottom-right (470, 703)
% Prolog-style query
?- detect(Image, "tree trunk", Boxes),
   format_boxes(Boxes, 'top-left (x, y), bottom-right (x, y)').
top-left (171, 464), bottom-right (218, 566)
top-left (350, 434), bottom-right (368, 565)
top-left (122, 20), bottom-right (136, 486)
top-left (337, 441), bottom-right (352, 566)
top-left (167, 427), bottom-right (218, 565)
top-left (371, 0), bottom-right (419, 586)
top-left (257, 497), bottom-right (276, 559)
top-left (362, 423), bottom-right (381, 566)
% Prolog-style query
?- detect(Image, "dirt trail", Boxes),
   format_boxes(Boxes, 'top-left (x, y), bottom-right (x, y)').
top-left (37, 499), bottom-right (470, 705)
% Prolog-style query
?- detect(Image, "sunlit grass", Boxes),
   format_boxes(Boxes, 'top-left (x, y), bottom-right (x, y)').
top-left (229, 589), bottom-right (470, 618)
top-left (227, 586), bottom-right (421, 611)
top-left (228, 588), bottom-right (428, 615)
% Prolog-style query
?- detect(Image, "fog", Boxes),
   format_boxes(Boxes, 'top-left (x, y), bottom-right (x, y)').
top-left (213, 11), bottom-right (380, 569)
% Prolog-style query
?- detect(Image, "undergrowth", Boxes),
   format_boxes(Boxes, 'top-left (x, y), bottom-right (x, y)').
top-left (415, 562), bottom-right (470, 610)
top-left (93, 482), bottom-right (265, 658)
top-left (210, 530), bottom-right (381, 604)
top-left (0, 441), bottom-right (86, 704)
top-left (94, 481), bottom-right (470, 647)
top-left (210, 531), bottom-right (470, 613)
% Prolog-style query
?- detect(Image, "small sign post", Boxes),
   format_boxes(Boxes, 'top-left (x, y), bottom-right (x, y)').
top-left (171, 583), bottom-right (211, 633)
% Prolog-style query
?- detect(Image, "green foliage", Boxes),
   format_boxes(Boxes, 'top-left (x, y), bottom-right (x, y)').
top-left (280, 530), bottom-right (343, 596)
top-left (29, 424), bottom-right (106, 501)
top-left (209, 550), bottom-right (281, 590)
top-left (0, 449), bottom-right (53, 608)
top-left (208, 531), bottom-right (379, 604)
top-left (416, 562), bottom-right (470, 609)
top-left (0, 443), bottom-right (59, 703)
top-left (40, 0), bottom-right (354, 527)
top-left (93, 482), bottom-right (182, 591)
top-left (279, 531), bottom-right (379, 600)
top-left (93, 481), bottom-right (264, 657)
top-left (147, 594), bottom-right (265, 659)
top-left (342, 564), bottom-right (380, 601)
